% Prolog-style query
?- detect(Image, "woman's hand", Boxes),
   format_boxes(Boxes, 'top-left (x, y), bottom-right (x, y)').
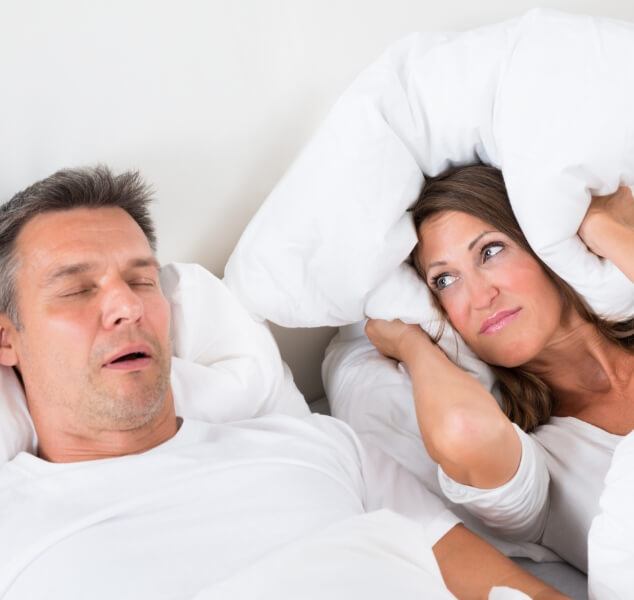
top-left (365, 318), bottom-right (430, 364)
top-left (578, 186), bottom-right (634, 257)
top-left (578, 186), bottom-right (634, 282)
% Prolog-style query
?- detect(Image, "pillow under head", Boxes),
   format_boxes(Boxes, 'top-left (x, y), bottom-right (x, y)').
top-left (0, 262), bottom-right (307, 465)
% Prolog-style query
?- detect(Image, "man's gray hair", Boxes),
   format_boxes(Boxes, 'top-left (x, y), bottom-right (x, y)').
top-left (0, 165), bottom-right (157, 326)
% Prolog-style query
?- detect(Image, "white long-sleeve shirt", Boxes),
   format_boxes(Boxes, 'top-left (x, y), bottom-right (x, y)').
top-left (439, 417), bottom-right (620, 573)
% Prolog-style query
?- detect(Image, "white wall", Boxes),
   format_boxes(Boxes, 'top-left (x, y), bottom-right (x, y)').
top-left (2, 0), bottom-right (633, 401)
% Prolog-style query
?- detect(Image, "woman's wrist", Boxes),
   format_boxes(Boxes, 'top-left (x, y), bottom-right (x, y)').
top-left (600, 218), bottom-right (634, 281)
top-left (397, 327), bottom-right (433, 364)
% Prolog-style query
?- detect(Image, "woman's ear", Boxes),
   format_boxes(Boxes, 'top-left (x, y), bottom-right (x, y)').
top-left (0, 317), bottom-right (19, 367)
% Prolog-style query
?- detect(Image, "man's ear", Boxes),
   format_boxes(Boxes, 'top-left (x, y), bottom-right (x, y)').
top-left (0, 316), bottom-right (19, 367)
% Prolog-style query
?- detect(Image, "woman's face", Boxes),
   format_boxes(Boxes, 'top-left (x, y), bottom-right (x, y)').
top-left (417, 210), bottom-right (564, 367)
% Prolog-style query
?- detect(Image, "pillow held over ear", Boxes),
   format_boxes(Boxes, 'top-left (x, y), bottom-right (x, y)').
top-left (225, 9), bottom-right (634, 329)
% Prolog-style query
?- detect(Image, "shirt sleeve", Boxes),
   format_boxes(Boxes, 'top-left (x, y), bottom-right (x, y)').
top-left (305, 413), bottom-right (461, 547)
top-left (588, 430), bottom-right (634, 600)
top-left (437, 423), bottom-right (549, 543)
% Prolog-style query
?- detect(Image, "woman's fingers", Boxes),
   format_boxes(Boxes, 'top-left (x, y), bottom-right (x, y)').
top-left (578, 186), bottom-right (634, 281)
top-left (579, 186), bottom-right (634, 256)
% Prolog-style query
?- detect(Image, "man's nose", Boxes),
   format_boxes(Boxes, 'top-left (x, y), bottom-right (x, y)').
top-left (101, 282), bottom-right (144, 329)
top-left (468, 272), bottom-right (499, 310)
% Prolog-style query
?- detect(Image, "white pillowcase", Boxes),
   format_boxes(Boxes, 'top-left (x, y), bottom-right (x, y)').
top-left (0, 262), bottom-right (308, 465)
top-left (224, 8), bottom-right (634, 330)
top-left (0, 366), bottom-right (36, 464)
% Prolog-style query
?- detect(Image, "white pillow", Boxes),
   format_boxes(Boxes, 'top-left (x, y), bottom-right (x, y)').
top-left (224, 8), bottom-right (634, 329)
top-left (0, 366), bottom-right (36, 463)
top-left (0, 262), bottom-right (308, 465)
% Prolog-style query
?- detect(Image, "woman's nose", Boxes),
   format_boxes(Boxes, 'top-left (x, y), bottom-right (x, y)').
top-left (468, 273), bottom-right (499, 310)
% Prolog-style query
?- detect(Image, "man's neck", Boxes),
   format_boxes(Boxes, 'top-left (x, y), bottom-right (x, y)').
top-left (34, 398), bottom-right (180, 463)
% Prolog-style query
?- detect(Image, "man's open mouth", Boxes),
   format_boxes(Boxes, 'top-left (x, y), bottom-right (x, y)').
top-left (104, 346), bottom-right (153, 370)
top-left (110, 351), bottom-right (149, 364)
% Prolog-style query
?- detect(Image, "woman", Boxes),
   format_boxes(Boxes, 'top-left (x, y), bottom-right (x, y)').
top-left (366, 165), bottom-right (634, 572)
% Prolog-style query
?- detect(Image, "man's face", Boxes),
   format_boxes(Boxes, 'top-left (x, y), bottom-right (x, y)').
top-left (2, 207), bottom-right (172, 435)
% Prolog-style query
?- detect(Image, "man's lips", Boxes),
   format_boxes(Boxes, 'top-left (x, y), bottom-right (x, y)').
top-left (103, 344), bottom-right (153, 371)
top-left (479, 308), bottom-right (522, 335)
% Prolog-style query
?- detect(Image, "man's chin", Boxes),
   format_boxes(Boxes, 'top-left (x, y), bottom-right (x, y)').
top-left (89, 399), bottom-right (167, 431)
top-left (85, 380), bottom-right (171, 431)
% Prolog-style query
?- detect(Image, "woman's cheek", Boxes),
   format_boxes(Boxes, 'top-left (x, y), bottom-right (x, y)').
top-left (441, 292), bottom-right (470, 336)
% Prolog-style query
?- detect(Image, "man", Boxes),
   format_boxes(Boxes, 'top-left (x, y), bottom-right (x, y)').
top-left (0, 166), bottom-right (564, 599)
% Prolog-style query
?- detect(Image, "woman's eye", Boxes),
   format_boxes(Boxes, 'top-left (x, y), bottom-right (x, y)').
top-left (432, 273), bottom-right (458, 291)
top-left (481, 242), bottom-right (504, 262)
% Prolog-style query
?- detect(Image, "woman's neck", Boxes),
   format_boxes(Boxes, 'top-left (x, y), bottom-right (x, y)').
top-left (523, 313), bottom-right (632, 416)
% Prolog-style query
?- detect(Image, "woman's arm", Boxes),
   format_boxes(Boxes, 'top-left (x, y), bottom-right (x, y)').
top-left (365, 319), bottom-right (521, 489)
top-left (434, 524), bottom-right (568, 599)
top-left (578, 186), bottom-right (634, 282)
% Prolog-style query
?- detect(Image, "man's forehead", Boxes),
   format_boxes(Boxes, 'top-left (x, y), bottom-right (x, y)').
top-left (19, 206), bottom-right (144, 240)
top-left (15, 207), bottom-right (155, 278)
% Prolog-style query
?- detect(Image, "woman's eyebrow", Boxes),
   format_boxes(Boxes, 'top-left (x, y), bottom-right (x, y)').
top-left (426, 230), bottom-right (496, 270)
top-left (468, 231), bottom-right (495, 250)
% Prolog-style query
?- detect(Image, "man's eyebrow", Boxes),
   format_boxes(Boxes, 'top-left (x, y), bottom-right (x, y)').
top-left (127, 257), bottom-right (161, 270)
top-left (43, 262), bottom-right (95, 286)
top-left (43, 257), bottom-right (160, 287)
top-left (426, 231), bottom-right (495, 271)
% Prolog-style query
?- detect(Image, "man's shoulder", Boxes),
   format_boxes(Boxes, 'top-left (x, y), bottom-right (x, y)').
top-left (185, 412), bottom-right (356, 442)
top-left (180, 413), bottom-right (363, 463)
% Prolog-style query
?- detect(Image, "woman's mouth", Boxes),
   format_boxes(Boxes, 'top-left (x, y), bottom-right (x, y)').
top-left (479, 308), bottom-right (522, 335)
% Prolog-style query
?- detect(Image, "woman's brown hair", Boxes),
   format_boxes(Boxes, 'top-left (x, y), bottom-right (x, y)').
top-left (410, 164), bottom-right (634, 432)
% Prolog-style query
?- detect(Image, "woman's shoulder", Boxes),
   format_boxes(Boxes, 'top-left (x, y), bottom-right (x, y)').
top-left (531, 416), bottom-right (621, 472)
